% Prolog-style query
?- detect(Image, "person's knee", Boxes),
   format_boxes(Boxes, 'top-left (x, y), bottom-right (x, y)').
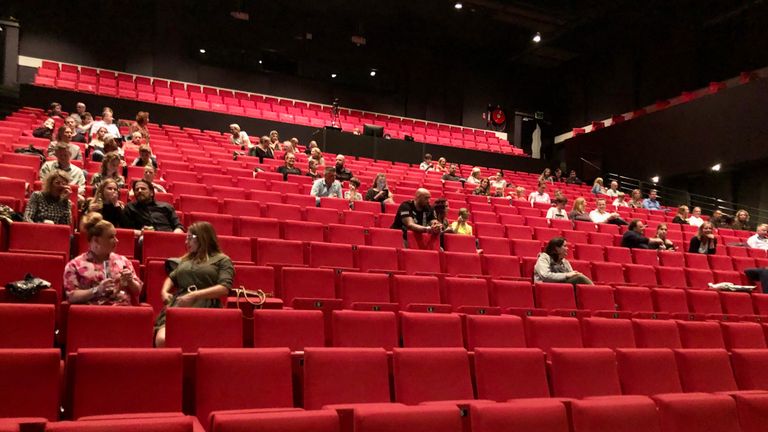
top-left (154, 328), bottom-right (166, 348)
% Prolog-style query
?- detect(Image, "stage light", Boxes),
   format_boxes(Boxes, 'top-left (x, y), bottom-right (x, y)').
top-left (331, 73), bottom-right (337, 78)
top-left (651, 176), bottom-right (659, 183)
top-left (454, 2), bottom-right (463, 10)
top-left (532, 32), bottom-right (542, 43)
top-left (199, 48), bottom-right (206, 54)
top-left (370, 70), bottom-right (377, 77)
top-left (258, 60), bottom-right (263, 64)
top-left (711, 163), bottom-right (721, 171)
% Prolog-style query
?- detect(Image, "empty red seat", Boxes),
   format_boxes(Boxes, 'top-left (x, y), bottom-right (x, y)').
top-left (354, 405), bottom-right (461, 432)
top-left (332, 309), bottom-right (399, 350)
top-left (615, 348), bottom-right (683, 395)
top-left (308, 242), bottom-right (354, 269)
top-left (9, 222), bottom-right (70, 258)
top-left (142, 231), bottom-right (186, 263)
top-left (252, 309), bottom-right (324, 350)
top-left (0, 349), bottom-right (61, 420)
top-left (605, 246), bottom-right (632, 263)
top-left (283, 220), bottom-right (324, 242)
top-left (65, 305), bottom-right (154, 353)
top-left (178, 194), bottom-right (219, 214)
top-left (571, 396), bottom-right (661, 432)
top-left (255, 239), bottom-right (304, 266)
top-left (281, 267), bottom-right (336, 307)
top-left (398, 249), bottom-right (441, 274)
top-left (442, 252), bottom-right (482, 276)
top-left (187, 212), bottom-right (233, 236)
top-left (592, 262), bottom-right (625, 284)
top-left (400, 311), bottom-right (463, 347)
top-left (525, 316), bottom-right (583, 352)
top-left (730, 349), bottom-right (768, 390)
top-left (481, 254), bottom-right (521, 279)
top-left (719, 322), bottom-right (767, 349)
top-left (392, 275), bottom-right (445, 312)
top-left (510, 239), bottom-right (542, 257)
top-left (0, 252), bottom-right (65, 300)
top-left (549, 348), bottom-right (621, 398)
top-left (685, 268), bottom-right (713, 289)
top-left (165, 308), bottom-right (242, 353)
top-left (473, 347), bottom-right (549, 400)
top-left (327, 224), bottom-right (366, 246)
top-left (392, 347), bottom-right (474, 404)
top-left (624, 264), bottom-right (658, 286)
top-left (574, 244), bottom-right (604, 261)
top-left (464, 315), bottom-right (526, 350)
top-left (659, 252), bottom-right (685, 267)
top-left (631, 248), bottom-right (659, 266)
top-left (0, 303), bottom-right (55, 348)
top-left (470, 400), bottom-right (568, 432)
top-left (677, 321), bottom-right (726, 349)
top-left (632, 319), bottom-right (682, 349)
top-left (355, 245), bottom-right (399, 273)
top-left (652, 393), bottom-right (740, 432)
top-left (581, 317), bottom-right (636, 348)
top-left (442, 234), bottom-right (477, 252)
top-left (674, 348), bottom-right (737, 392)
top-left (656, 266), bottom-right (687, 288)
top-left (477, 237), bottom-right (510, 255)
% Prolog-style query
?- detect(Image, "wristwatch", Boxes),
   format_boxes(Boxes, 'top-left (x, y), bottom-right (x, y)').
top-left (91, 287), bottom-right (99, 297)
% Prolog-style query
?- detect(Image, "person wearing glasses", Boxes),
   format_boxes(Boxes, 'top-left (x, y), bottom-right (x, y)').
top-left (154, 221), bottom-right (234, 347)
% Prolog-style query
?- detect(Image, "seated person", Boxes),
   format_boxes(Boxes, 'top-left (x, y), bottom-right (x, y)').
top-left (124, 179), bottom-right (184, 233)
top-left (40, 141), bottom-right (86, 201)
top-left (746, 224), bottom-right (768, 250)
top-left (365, 173), bottom-right (395, 204)
top-left (391, 188), bottom-right (441, 237)
top-left (269, 130), bottom-right (280, 149)
top-left (510, 186), bottom-right (528, 203)
top-left (91, 152), bottom-right (125, 189)
top-left (528, 182), bottom-right (551, 206)
top-left (129, 111), bottom-right (151, 143)
top-left (306, 159), bottom-right (322, 180)
top-left (710, 210), bottom-right (733, 228)
top-left (553, 168), bottom-right (564, 182)
top-left (490, 171), bottom-right (507, 192)
top-left (450, 208), bottom-right (473, 235)
top-left (89, 107), bottom-right (121, 139)
top-left (46, 125), bottom-right (82, 160)
top-left (154, 221), bottom-right (234, 347)
top-left (650, 223), bottom-right (676, 251)
top-left (32, 117), bottom-right (55, 140)
top-left (228, 123), bottom-right (252, 150)
top-left (546, 197), bottom-right (569, 220)
top-left (64, 116), bottom-right (86, 143)
top-left (276, 152), bottom-right (302, 180)
top-left (621, 219), bottom-right (664, 249)
top-left (434, 157), bottom-right (448, 173)
top-left (334, 154), bottom-right (353, 181)
top-left (688, 222), bottom-right (717, 254)
top-left (249, 135), bottom-right (275, 162)
top-left (591, 177), bottom-right (606, 195)
top-left (628, 189), bottom-right (644, 209)
top-left (534, 237), bottom-right (593, 286)
top-left (688, 206), bottom-right (704, 227)
top-left (88, 126), bottom-right (109, 161)
top-left (433, 198), bottom-right (452, 233)
top-left (131, 145), bottom-right (158, 169)
top-left (309, 147), bottom-right (326, 167)
top-left (473, 178), bottom-right (492, 196)
top-left (605, 180), bottom-right (620, 198)
top-left (24, 170), bottom-right (72, 225)
top-left (344, 177), bottom-right (363, 202)
top-left (538, 168), bottom-right (554, 184)
top-left (672, 205), bottom-right (689, 224)
top-left (78, 112), bottom-right (93, 136)
top-left (129, 165), bottom-right (166, 198)
top-left (466, 167), bottom-right (482, 185)
top-left (642, 189), bottom-right (661, 210)
top-left (589, 198), bottom-right (628, 225)
top-left (441, 164), bottom-right (465, 182)
top-left (47, 102), bottom-right (66, 119)
top-left (732, 210), bottom-right (752, 232)
top-left (310, 167), bottom-right (343, 202)
top-left (64, 213), bottom-right (142, 306)
top-left (565, 169), bottom-right (582, 185)
top-left (305, 140), bottom-right (319, 156)
top-left (83, 178), bottom-right (131, 228)
top-left (612, 192), bottom-right (629, 208)
top-left (419, 154), bottom-right (434, 172)
top-left (569, 197), bottom-right (592, 222)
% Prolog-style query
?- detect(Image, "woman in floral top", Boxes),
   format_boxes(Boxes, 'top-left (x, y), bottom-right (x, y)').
top-left (64, 213), bottom-right (142, 305)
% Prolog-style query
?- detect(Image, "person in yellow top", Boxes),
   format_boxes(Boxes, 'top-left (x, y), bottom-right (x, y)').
top-left (450, 208), bottom-right (474, 235)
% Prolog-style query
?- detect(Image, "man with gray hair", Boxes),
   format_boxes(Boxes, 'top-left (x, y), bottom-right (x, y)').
top-left (310, 167), bottom-right (343, 205)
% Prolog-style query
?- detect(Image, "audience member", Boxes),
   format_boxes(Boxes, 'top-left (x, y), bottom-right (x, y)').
top-left (642, 189), bottom-right (661, 210)
top-left (621, 219), bottom-right (663, 249)
top-left (127, 111), bottom-right (150, 143)
top-left (32, 117), bottom-right (55, 140)
top-left (569, 197), bottom-right (591, 221)
top-left (441, 164), bottom-right (465, 182)
top-left (305, 140), bottom-right (319, 155)
top-left (553, 168), bottom-right (564, 182)
top-left (281, 140), bottom-right (295, 154)
top-left (71, 102), bottom-right (87, 124)
top-left (391, 188), bottom-right (441, 236)
top-left (90, 107), bottom-right (120, 139)
top-left (88, 126), bottom-right (109, 160)
top-left (84, 178), bottom-right (130, 228)
top-left (612, 192), bottom-right (629, 208)
top-left (446, 207), bottom-right (471, 236)
top-left (490, 171), bottom-right (507, 192)
top-left (334, 154), bottom-right (353, 181)
top-left (309, 147), bottom-right (326, 167)
top-left (589, 198), bottom-right (628, 225)
top-left (650, 223), bottom-right (676, 251)
top-left (78, 112), bottom-right (93, 136)
top-left (672, 205), bottom-right (689, 224)
top-left (528, 182), bottom-right (551, 205)
top-left (40, 141), bottom-right (86, 199)
top-left (102, 134), bottom-right (123, 160)
top-left (473, 178), bottom-right (491, 196)
top-left (628, 189), bottom-right (644, 208)
top-left (511, 186), bottom-right (528, 203)
top-left (434, 157), bottom-right (448, 173)
top-left (688, 222), bottom-right (717, 254)
top-left (419, 154), bottom-right (434, 172)
top-left (64, 213), bottom-right (142, 306)
top-left (250, 135), bottom-right (275, 162)
top-left (128, 166), bottom-right (166, 198)
top-left (268, 130), bottom-right (280, 149)
top-left (228, 123), bottom-right (251, 149)
top-left (154, 221), bottom-right (234, 347)
top-left (546, 197), bottom-right (569, 220)
top-left (276, 152), bottom-right (302, 180)
top-left (688, 206), bottom-right (704, 227)
top-left (466, 167), bottom-right (482, 185)
top-left (732, 210), bottom-right (752, 231)
top-left (605, 180), bottom-right (620, 198)
top-left (565, 169), bottom-right (582, 185)
top-left (538, 168), bottom-right (554, 184)
top-left (710, 210), bottom-right (733, 228)
top-left (125, 179), bottom-right (184, 233)
top-left (591, 177), bottom-right (606, 195)
top-left (344, 177), bottom-right (363, 202)
top-left (64, 116), bottom-right (86, 142)
top-left (746, 224), bottom-right (768, 250)
top-left (310, 167), bottom-right (343, 202)
top-left (47, 125), bottom-right (81, 160)
top-left (23, 170), bottom-right (72, 225)
top-left (91, 153), bottom-right (125, 188)
top-left (132, 145), bottom-right (158, 168)
top-left (433, 198), bottom-right (452, 233)
top-left (365, 173), bottom-right (394, 205)
top-left (47, 102), bottom-right (65, 119)
top-left (534, 237), bottom-right (593, 285)
top-left (306, 159), bottom-right (322, 180)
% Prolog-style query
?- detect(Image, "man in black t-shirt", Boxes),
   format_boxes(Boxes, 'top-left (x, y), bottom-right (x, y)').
top-left (334, 154), bottom-right (354, 182)
top-left (276, 153), bottom-right (302, 180)
top-left (391, 189), bottom-right (442, 236)
top-left (620, 219), bottom-right (663, 249)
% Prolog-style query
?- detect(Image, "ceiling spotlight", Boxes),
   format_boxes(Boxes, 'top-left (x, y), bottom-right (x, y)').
top-left (651, 176), bottom-right (659, 184)
top-left (454, 2), bottom-right (463, 10)
top-left (199, 48), bottom-right (206, 54)
top-left (331, 73), bottom-right (337, 78)
top-left (532, 32), bottom-right (542, 43)
top-left (711, 163), bottom-right (721, 172)
top-left (370, 70), bottom-right (377, 77)
top-left (258, 60), bottom-right (263, 64)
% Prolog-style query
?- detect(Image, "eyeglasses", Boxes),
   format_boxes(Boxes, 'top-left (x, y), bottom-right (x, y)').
top-left (186, 234), bottom-right (197, 240)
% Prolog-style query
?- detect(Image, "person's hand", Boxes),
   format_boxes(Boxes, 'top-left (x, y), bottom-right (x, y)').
top-left (61, 187), bottom-right (71, 201)
top-left (161, 290), bottom-right (174, 304)
top-left (706, 234), bottom-right (716, 240)
top-left (174, 294), bottom-right (195, 307)
top-left (119, 269), bottom-right (133, 287)
top-left (429, 224), bottom-right (442, 234)
top-left (566, 271), bottom-right (582, 278)
top-left (88, 201), bottom-right (102, 212)
top-left (98, 278), bottom-right (116, 296)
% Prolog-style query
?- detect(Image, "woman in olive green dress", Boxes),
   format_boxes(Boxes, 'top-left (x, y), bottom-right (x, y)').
top-left (154, 221), bottom-right (234, 347)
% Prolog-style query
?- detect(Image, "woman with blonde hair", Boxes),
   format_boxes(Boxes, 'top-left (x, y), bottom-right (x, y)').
top-left (569, 197), bottom-right (592, 222)
top-left (83, 178), bottom-right (130, 228)
top-left (91, 152), bottom-right (125, 188)
top-left (591, 178), bottom-right (606, 195)
top-left (64, 213), bottom-right (142, 306)
top-left (628, 189), bottom-right (644, 208)
top-left (732, 210), bottom-right (752, 231)
top-left (689, 221), bottom-right (717, 254)
top-left (24, 170), bottom-right (72, 225)
top-left (672, 205), bottom-right (690, 224)
top-left (154, 222), bottom-right (234, 347)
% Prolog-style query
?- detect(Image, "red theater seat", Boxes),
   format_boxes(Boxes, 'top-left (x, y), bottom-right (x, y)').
top-left (549, 348), bottom-right (622, 398)
top-left (252, 309), bottom-right (324, 350)
top-left (0, 349), bottom-right (61, 421)
top-left (392, 347), bottom-right (475, 404)
top-left (400, 311), bottom-right (463, 347)
top-left (164, 308), bottom-right (243, 353)
top-left (615, 348), bottom-right (683, 395)
top-left (331, 311), bottom-right (398, 350)
top-left (0, 303), bottom-right (55, 348)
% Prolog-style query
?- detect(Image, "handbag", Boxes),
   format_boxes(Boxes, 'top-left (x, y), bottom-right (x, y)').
top-left (5, 274), bottom-right (52, 300)
top-left (231, 285), bottom-right (271, 319)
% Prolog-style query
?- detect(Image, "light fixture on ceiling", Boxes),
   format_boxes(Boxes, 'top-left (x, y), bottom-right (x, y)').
top-left (454, 2), bottom-right (463, 10)
top-left (370, 70), bottom-right (377, 77)
top-left (651, 176), bottom-right (659, 184)
top-left (199, 48), bottom-right (206, 54)
top-left (532, 32), bottom-right (542, 43)
top-left (258, 60), bottom-right (263, 64)
top-left (711, 163), bottom-right (721, 172)
top-left (331, 73), bottom-right (337, 78)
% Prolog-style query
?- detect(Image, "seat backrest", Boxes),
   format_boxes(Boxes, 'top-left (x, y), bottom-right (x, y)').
top-left (534, 282), bottom-right (577, 310)
top-left (392, 347), bottom-right (473, 404)
top-left (624, 264), bottom-right (657, 286)
top-left (303, 347), bottom-right (391, 409)
top-left (570, 395), bottom-right (661, 432)
top-left (549, 348), bottom-right (621, 398)
top-left (142, 231), bottom-right (186, 263)
top-left (398, 249), bottom-right (441, 274)
top-left (481, 254), bottom-right (521, 279)
top-left (354, 405), bottom-right (462, 432)
top-left (392, 275), bottom-right (441, 309)
top-left (165, 308), bottom-right (243, 353)
top-left (0, 303), bottom-right (55, 348)
top-left (591, 262), bottom-right (625, 284)
top-left (443, 277), bottom-right (489, 310)
top-left (0, 348), bottom-right (60, 420)
top-left (195, 347), bottom-right (293, 427)
top-left (524, 316), bottom-right (583, 352)
top-left (581, 317), bottom-right (636, 348)
top-left (719, 322), bottom-right (767, 350)
top-left (674, 348), bottom-right (738, 392)
top-left (256, 239), bottom-right (304, 266)
top-left (66, 305), bottom-right (154, 353)
top-left (308, 242), bottom-right (355, 269)
top-left (9, 222), bottom-right (71, 256)
top-left (442, 252), bottom-right (482, 276)
top-left (400, 311), bottom-right (463, 347)
top-left (331, 310), bottom-right (398, 350)
top-left (45, 416), bottom-right (198, 432)
top-left (656, 266), bottom-right (687, 288)
top-left (686, 290), bottom-right (723, 315)
top-left (615, 348), bottom-right (683, 395)
top-left (473, 347), bottom-right (550, 400)
top-left (575, 284), bottom-right (616, 312)
top-left (488, 280), bottom-right (534, 309)
top-left (252, 309), bottom-right (324, 350)
top-left (73, 348), bottom-right (183, 419)
top-left (356, 245), bottom-right (399, 273)
top-left (470, 400), bottom-right (569, 432)
top-left (730, 349), bottom-right (768, 390)
top-left (632, 319), bottom-right (682, 349)
top-left (651, 288), bottom-right (689, 314)
top-left (614, 286), bottom-right (655, 313)
top-left (464, 315), bottom-right (526, 350)
top-left (677, 321), bottom-right (726, 349)
top-left (281, 267), bottom-right (336, 306)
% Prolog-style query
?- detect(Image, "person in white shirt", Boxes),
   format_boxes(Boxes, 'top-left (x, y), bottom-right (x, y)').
top-left (747, 224), bottom-right (768, 250)
top-left (589, 198), bottom-right (628, 225)
top-left (419, 154), bottom-right (434, 172)
top-left (528, 182), bottom-right (551, 206)
top-left (688, 206), bottom-right (705, 227)
top-left (490, 171), bottom-right (507, 192)
top-left (89, 107), bottom-right (121, 139)
top-left (605, 180), bottom-right (621, 198)
top-left (466, 167), bottom-right (482, 185)
top-left (612, 192), bottom-right (629, 208)
top-left (546, 197), bottom-right (569, 220)
top-left (229, 124), bottom-right (252, 149)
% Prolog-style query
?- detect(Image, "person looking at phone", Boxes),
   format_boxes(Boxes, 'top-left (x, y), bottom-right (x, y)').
top-left (24, 170), bottom-right (72, 225)
top-left (391, 188), bottom-right (442, 236)
top-left (450, 208), bottom-right (473, 236)
top-left (64, 213), bottom-right (142, 305)
top-left (365, 173), bottom-right (395, 205)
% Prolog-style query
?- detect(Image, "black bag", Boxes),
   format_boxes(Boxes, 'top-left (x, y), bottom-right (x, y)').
top-left (5, 274), bottom-right (52, 300)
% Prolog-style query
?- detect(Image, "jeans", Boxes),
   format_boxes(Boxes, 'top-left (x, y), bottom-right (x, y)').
top-left (744, 268), bottom-right (768, 293)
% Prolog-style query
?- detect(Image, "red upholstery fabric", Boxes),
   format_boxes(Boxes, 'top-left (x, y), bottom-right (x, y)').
top-left (652, 393), bottom-right (740, 432)
top-left (473, 348), bottom-right (550, 401)
top-left (212, 409), bottom-right (339, 432)
top-left (331, 311), bottom-right (398, 350)
top-left (392, 348), bottom-right (474, 404)
top-left (731, 349), bottom-right (768, 390)
top-left (252, 309), bottom-right (324, 350)
top-left (674, 349), bottom-right (738, 392)
top-left (549, 348), bottom-right (621, 398)
top-left (464, 315), bottom-right (526, 350)
top-left (165, 308), bottom-right (243, 353)
top-left (571, 396), bottom-right (661, 432)
top-left (632, 319), bottom-right (682, 349)
top-left (524, 316), bottom-right (583, 352)
top-left (677, 321), bottom-right (726, 349)
top-left (0, 303), bottom-right (55, 348)
top-left (615, 348), bottom-right (683, 395)
top-left (470, 400), bottom-right (569, 432)
top-left (353, 405), bottom-right (461, 432)
top-left (581, 317), bottom-right (636, 348)
top-left (65, 305), bottom-right (154, 353)
top-left (399, 311), bottom-right (463, 348)
top-left (0, 349), bottom-right (60, 420)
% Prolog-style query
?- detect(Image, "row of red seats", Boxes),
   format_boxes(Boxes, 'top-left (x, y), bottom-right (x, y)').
top-left (4, 345), bottom-right (768, 432)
